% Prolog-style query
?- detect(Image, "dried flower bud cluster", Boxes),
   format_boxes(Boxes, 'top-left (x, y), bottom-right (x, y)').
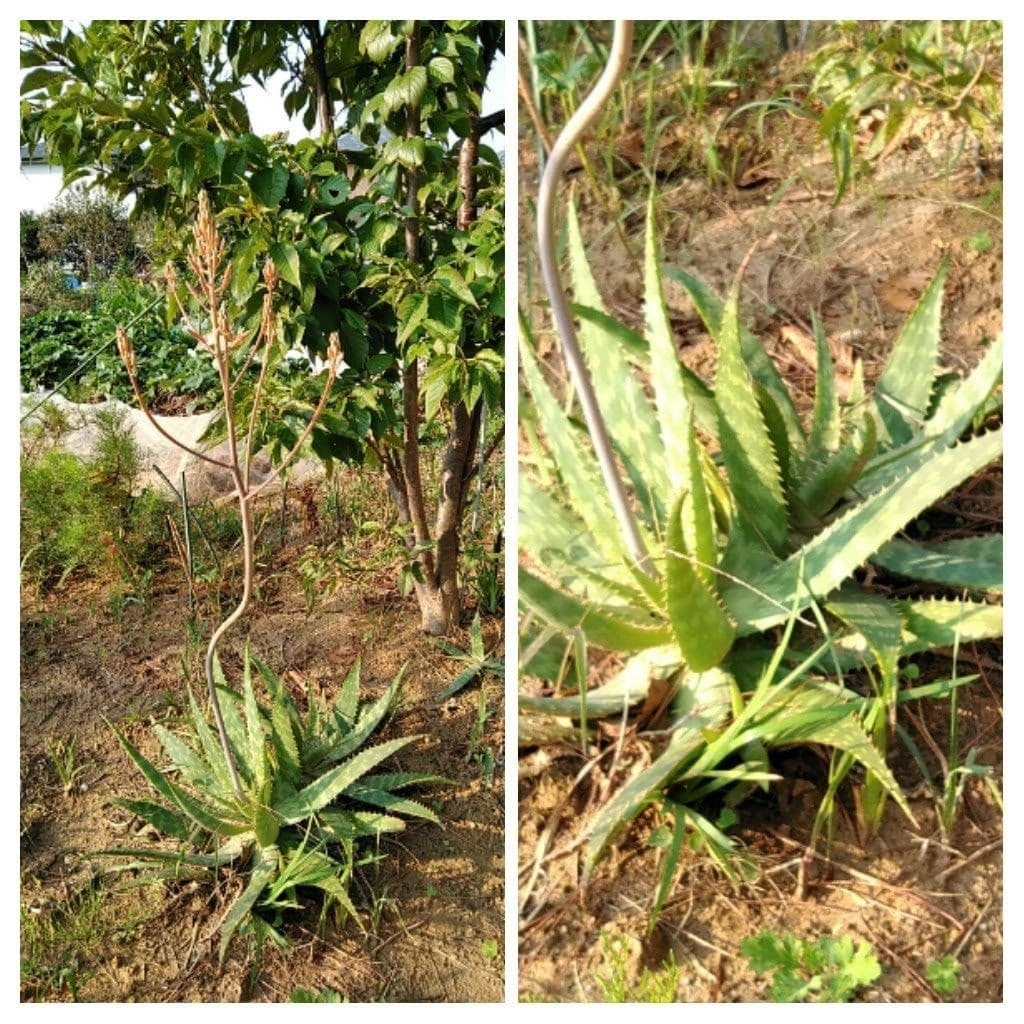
top-left (259, 258), bottom-right (279, 346)
top-left (116, 325), bottom-right (137, 375)
top-left (327, 332), bottom-right (343, 374)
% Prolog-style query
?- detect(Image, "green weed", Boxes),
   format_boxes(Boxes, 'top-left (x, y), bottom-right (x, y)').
top-left (595, 930), bottom-right (680, 1002)
top-left (741, 930), bottom-right (881, 1002)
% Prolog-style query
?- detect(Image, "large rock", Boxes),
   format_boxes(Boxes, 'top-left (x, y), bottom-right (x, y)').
top-left (20, 393), bottom-right (321, 501)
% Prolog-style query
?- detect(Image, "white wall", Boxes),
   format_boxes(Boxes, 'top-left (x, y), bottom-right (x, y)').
top-left (20, 163), bottom-right (65, 213)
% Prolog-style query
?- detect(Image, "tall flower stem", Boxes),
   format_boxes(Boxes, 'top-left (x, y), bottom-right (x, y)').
top-left (535, 21), bottom-right (651, 574)
top-left (118, 192), bottom-right (340, 797)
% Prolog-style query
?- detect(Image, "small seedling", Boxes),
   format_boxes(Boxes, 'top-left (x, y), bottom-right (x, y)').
top-left (926, 955), bottom-right (962, 996)
top-left (290, 987), bottom-right (346, 1002)
top-left (435, 613), bottom-right (504, 701)
top-left (741, 930), bottom-right (881, 1002)
top-left (595, 930), bottom-right (680, 1003)
top-left (45, 738), bottom-right (88, 795)
top-left (480, 938), bottom-right (499, 960)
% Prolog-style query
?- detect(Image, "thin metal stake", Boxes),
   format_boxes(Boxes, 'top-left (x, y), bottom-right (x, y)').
top-left (180, 470), bottom-right (194, 612)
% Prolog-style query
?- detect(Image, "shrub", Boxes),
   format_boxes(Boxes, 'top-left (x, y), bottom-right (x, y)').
top-left (20, 280), bottom-right (220, 410)
top-left (20, 409), bottom-right (168, 592)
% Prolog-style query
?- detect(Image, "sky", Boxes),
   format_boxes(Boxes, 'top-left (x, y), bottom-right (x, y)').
top-left (244, 49), bottom-right (507, 150)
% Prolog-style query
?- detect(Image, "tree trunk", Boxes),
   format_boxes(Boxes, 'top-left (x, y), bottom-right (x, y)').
top-left (305, 21), bottom-right (334, 137)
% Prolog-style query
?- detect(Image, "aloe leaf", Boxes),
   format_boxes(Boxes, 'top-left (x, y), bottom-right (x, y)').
top-left (726, 427), bottom-right (1002, 633)
top-left (520, 476), bottom-right (629, 601)
top-left (874, 261), bottom-right (946, 445)
top-left (681, 411), bottom-right (717, 581)
top-left (112, 798), bottom-right (192, 842)
top-left (795, 414), bottom-right (877, 522)
top-left (518, 645), bottom-right (681, 717)
top-left (756, 683), bottom-right (913, 823)
top-left (584, 668), bottom-right (732, 877)
top-left (268, 682), bottom-right (301, 784)
top-left (319, 808), bottom-right (405, 840)
top-left (112, 725), bottom-right (247, 836)
top-left (715, 286), bottom-right (789, 554)
top-left (275, 735), bottom-right (419, 823)
top-left (520, 568), bottom-right (673, 652)
top-left (242, 651), bottom-right (268, 794)
top-left (569, 202), bottom-right (670, 517)
top-left (644, 195), bottom-right (694, 504)
top-left (826, 588), bottom-right (902, 691)
top-left (924, 334), bottom-right (1003, 439)
top-left (572, 302), bottom-right (720, 435)
top-left (519, 339), bottom-right (629, 564)
top-left (807, 311), bottom-right (841, 458)
top-left (218, 844), bottom-right (279, 961)
top-left (872, 535), bottom-right (1002, 592)
top-left (188, 688), bottom-right (236, 797)
top-left (153, 725), bottom-right (211, 786)
top-left (327, 675), bottom-right (402, 764)
top-left (356, 772), bottom-right (448, 791)
top-left (667, 265), bottom-right (804, 452)
top-left (212, 658), bottom-right (252, 785)
top-left (344, 784), bottom-right (440, 824)
top-left (897, 595), bottom-right (1003, 651)
top-left (666, 495), bottom-right (735, 671)
top-left (101, 836), bottom-right (249, 871)
top-left (334, 659), bottom-right (361, 727)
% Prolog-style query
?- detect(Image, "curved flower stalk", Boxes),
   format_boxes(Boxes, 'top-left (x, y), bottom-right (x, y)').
top-left (535, 20), bottom-right (650, 572)
top-left (118, 191), bottom-right (341, 796)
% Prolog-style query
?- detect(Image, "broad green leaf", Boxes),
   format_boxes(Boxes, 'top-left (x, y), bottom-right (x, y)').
top-left (434, 265), bottom-right (477, 307)
top-left (382, 135), bottom-right (425, 168)
top-left (318, 174), bottom-right (350, 206)
top-left (268, 241), bottom-right (301, 289)
top-left (382, 66), bottom-right (427, 113)
top-left (359, 21), bottom-right (398, 62)
top-left (427, 55), bottom-right (455, 83)
top-left (250, 163), bottom-right (288, 208)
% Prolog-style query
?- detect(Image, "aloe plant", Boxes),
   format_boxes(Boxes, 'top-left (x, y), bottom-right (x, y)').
top-left (105, 652), bottom-right (442, 958)
top-left (520, 195), bottom-right (1002, 880)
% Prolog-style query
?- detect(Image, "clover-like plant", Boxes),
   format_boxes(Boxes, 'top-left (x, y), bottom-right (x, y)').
top-left (521, 23), bottom-right (1002, 889)
top-left (106, 653), bottom-right (441, 957)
